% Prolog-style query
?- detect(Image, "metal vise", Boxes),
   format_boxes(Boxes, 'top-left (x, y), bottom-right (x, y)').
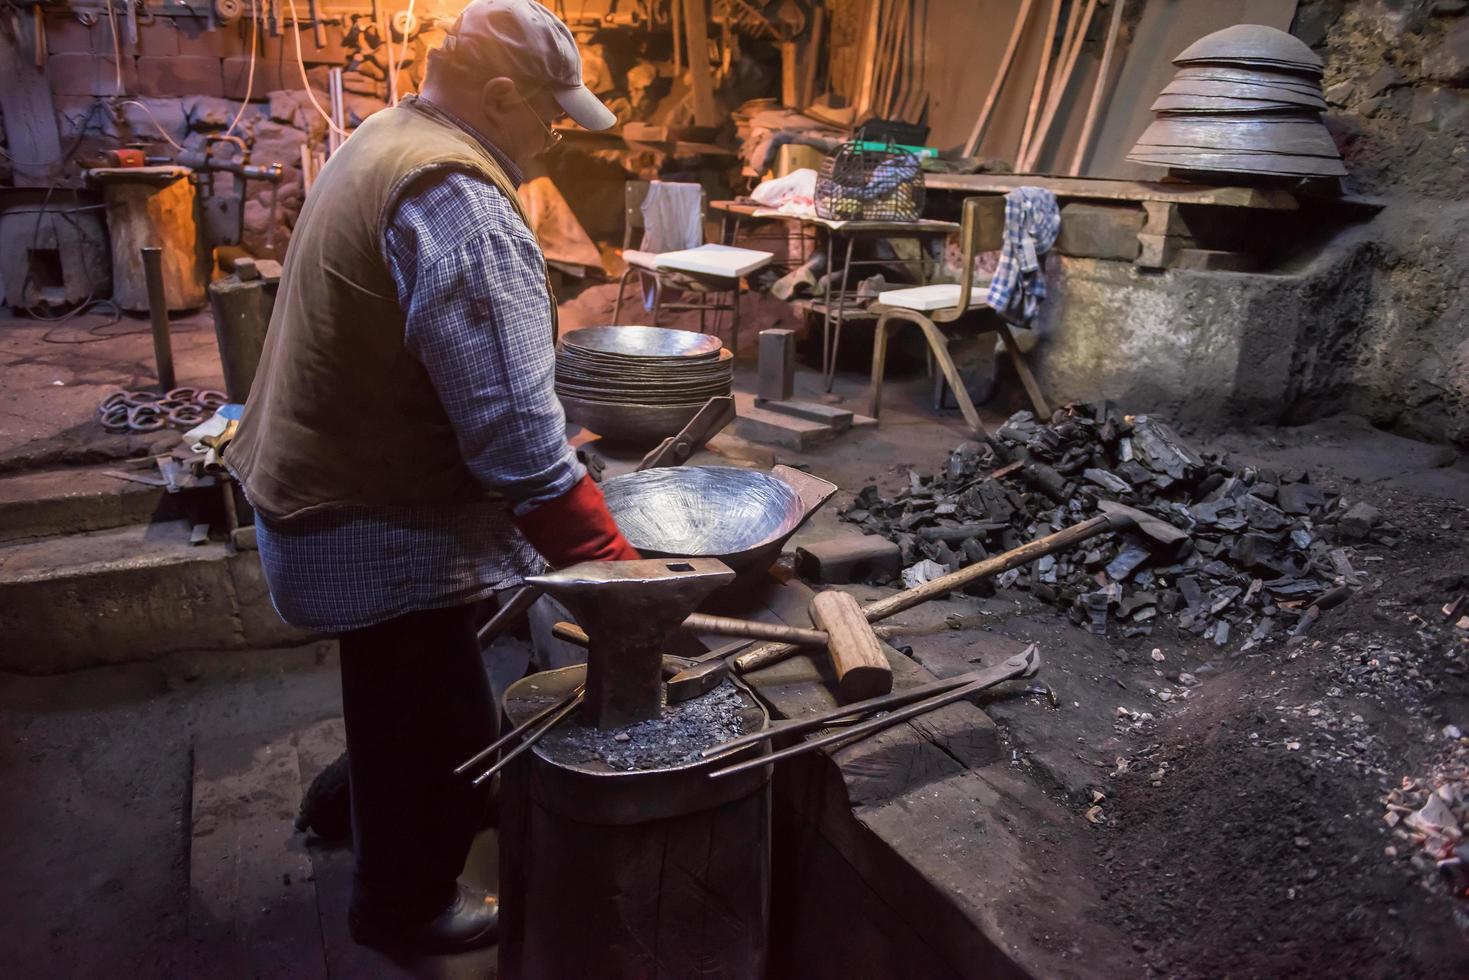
top-left (526, 558), bottom-right (736, 729)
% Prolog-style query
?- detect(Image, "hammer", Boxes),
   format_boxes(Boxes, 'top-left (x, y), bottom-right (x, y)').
top-left (553, 609), bottom-right (900, 704)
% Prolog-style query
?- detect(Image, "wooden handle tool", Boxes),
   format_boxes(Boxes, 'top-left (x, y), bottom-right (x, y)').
top-left (809, 590), bottom-right (893, 702)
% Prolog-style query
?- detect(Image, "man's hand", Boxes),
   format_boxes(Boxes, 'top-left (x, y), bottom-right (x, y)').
top-left (512, 474), bottom-right (641, 567)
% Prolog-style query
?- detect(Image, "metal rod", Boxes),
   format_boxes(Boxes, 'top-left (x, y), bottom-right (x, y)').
top-left (140, 246), bottom-right (175, 391)
top-left (454, 684), bottom-right (582, 777)
top-left (707, 649), bottom-right (1038, 779)
top-left (477, 584), bottom-right (540, 648)
top-left (733, 514), bottom-right (1114, 674)
top-left (701, 667), bottom-right (999, 760)
top-left (552, 615), bottom-right (901, 651)
top-left (468, 690), bottom-right (583, 787)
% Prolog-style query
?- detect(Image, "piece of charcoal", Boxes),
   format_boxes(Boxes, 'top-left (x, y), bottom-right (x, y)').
top-left (918, 523), bottom-right (1005, 543)
top-left (1131, 416), bottom-right (1206, 481)
top-left (1178, 576), bottom-right (1204, 609)
top-left (1251, 482), bottom-right (1279, 502)
top-left (1038, 554), bottom-right (1058, 584)
top-left (1118, 591), bottom-right (1158, 618)
top-left (1107, 545), bottom-right (1152, 582)
top-left (997, 567), bottom-right (1022, 589)
top-left (1158, 590), bottom-right (1182, 614)
top-left (1240, 494), bottom-right (1290, 532)
top-left (1084, 468), bottom-right (1133, 494)
top-left (1190, 499), bottom-right (1234, 525)
top-left (1210, 585), bottom-right (1242, 614)
top-left (1213, 620), bottom-right (1231, 646)
top-left (901, 559), bottom-right (949, 588)
top-left (1080, 592), bottom-right (1111, 634)
top-left (1277, 482), bottom-right (1326, 515)
top-left (1337, 501), bottom-right (1381, 540)
top-left (1262, 578), bottom-right (1321, 597)
top-left (1289, 527), bottom-right (1313, 549)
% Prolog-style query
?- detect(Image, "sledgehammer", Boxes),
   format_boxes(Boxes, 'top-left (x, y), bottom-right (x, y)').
top-left (731, 502), bottom-right (1166, 674)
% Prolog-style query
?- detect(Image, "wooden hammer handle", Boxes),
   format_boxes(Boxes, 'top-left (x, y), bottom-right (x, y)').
top-left (809, 590), bottom-right (893, 702)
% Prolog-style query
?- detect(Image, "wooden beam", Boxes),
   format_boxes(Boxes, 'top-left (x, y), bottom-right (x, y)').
top-left (1019, 0), bottom-right (1098, 172)
top-left (1069, 0), bottom-right (1127, 175)
top-left (0, 28), bottom-right (64, 187)
top-left (683, 0), bottom-right (718, 126)
top-left (1018, 0), bottom-right (1063, 165)
top-left (801, 5), bottom-right (824, 106)
top-left (963, 0), bottom-right (1036, 158)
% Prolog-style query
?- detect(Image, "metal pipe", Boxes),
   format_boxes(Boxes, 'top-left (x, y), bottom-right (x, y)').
top-left (469, 691), bottom-right (583, 787)
top-left (455, 684), bottom-right (583, 778)
top-left (140, 246), bottom-right (175, 391)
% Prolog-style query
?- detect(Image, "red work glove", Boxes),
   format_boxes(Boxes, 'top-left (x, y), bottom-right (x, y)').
top-left (513, 474), bottom-right (641, 568)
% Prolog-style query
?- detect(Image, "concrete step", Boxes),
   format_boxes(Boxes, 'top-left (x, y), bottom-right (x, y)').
top-left (0, 518), bottom-right (312, 673)
top-left (0, 463), bottom-right (188, 544)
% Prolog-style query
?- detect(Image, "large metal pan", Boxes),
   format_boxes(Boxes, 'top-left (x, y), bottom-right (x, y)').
top-left (601, 464), bottom-right (838, 575)
top-left (1173, 24), bottom-right (1323, 73)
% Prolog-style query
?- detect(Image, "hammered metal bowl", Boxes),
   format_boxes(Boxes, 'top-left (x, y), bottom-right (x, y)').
top-left (601, 466), bottom-right (810, 570)
top-left (561, 325), bottom-right (724, 361)
top-left (558, 395), bottom-right (707, 447)
top-left (1173, 24), bottom-right (1323, 74)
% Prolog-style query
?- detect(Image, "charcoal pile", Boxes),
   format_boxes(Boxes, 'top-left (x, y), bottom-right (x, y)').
top-left (840, 404), bottom-right (1396, 649)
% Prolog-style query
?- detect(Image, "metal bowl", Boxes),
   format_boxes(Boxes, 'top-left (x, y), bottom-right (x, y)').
top-left (561, 325), bottom-right (724, 361)
top-left (1173, 24), bottom-right (1323, 73)
top-left (601, 465), bottom-right (838, 573)
top-left (558, 394), bottom-right (708, 447)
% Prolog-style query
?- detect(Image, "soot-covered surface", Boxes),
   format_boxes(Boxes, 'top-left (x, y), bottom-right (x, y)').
top-left (537, 682), bottom-right (758, 771)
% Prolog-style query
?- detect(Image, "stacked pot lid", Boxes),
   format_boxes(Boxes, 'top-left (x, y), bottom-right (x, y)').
top-left (1127, 24), bottom-right (1346, 178)
top-left (555, 326), bottom-right (733, 446)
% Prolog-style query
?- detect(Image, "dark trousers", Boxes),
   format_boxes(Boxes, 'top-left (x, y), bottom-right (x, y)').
top-left (338, 602), bottom-right (497, 921)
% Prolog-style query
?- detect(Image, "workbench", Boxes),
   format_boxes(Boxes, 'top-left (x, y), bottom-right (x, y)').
top-left (711, 201), bottom-right (960, 389)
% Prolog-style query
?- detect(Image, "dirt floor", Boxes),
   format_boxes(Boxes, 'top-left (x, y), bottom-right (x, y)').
top-left (2, 292), bottom-right (1468, 977)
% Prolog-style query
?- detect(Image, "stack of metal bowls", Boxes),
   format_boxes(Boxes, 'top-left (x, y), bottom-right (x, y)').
top-left (555, 326), bottom-right (733, 447)
top-left (1127, 24), bottom-right (1346, 179)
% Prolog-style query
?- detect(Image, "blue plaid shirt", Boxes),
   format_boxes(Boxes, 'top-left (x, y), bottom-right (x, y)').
top-left (984, 187), bottom-right (1061, 324)
top-left (255, 129), bottom-right (581, 634)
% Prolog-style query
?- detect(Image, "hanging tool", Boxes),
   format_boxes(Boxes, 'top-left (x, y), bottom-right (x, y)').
top-left (637, 395), bottom-right (735, 471)
top-left (705, 646), bottom-right (1041, 779)
top-left (308, 0), bottom-right (326, 46)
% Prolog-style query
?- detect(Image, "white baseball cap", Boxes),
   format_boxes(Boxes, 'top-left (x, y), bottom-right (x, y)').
top-left (439, 0), bottom-right (617, 132)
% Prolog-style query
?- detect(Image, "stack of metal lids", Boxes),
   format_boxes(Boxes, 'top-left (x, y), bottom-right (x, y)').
top-left (1127, 24), bottom-right (1346, 178)
top-left (555, 326), bottom-right (733, 446)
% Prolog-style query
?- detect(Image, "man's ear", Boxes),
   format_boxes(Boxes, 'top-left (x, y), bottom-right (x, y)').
top-left (480, 77), bottom-right (520, 114)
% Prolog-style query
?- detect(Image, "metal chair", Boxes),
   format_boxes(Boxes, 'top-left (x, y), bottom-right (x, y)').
top-left (866, 196), bottom-right (1051, 436)
top-left (611, 180), bottom-right (755, 348)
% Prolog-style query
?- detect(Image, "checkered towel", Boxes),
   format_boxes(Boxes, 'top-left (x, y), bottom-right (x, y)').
top-left (984, 187), bottom-right (1060, 325)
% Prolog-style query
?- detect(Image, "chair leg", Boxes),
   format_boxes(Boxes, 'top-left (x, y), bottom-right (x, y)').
top-left (731, 279), bottom-right (743, 355)
top-left (650, 276), bottom-right (664, 327)
top-left (996, 321), bottom-right (1051, 419)
top-left (913, 317), bottom-right (986, 437)
top-left (612, 268), bottom-right (635, 325)
top-left (866, 312), bottom-right (901, 421)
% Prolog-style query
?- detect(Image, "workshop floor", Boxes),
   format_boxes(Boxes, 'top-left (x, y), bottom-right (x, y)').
top-left (3, 297), bottom-right (1469, 977)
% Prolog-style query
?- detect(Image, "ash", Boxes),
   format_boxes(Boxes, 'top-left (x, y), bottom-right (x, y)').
top-left (538, 681), bottom-right (754, 772)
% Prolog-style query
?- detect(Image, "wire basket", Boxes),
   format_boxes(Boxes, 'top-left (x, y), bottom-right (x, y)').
top-left (814, 140), bottom-right (924, 222)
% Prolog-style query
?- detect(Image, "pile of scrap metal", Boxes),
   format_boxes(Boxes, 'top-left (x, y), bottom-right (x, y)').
top-left (841, 403), bottom-right (1395, 648)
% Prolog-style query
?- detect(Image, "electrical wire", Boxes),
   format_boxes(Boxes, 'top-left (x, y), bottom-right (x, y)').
top-left (389, 0), bottom-right (418, 105)
top-left (223, 0), bottom-right (262, 139)
top-left (114, 100), bottom-right (185, 149)
top-left (286, 0), bottom-right (351, 138)
top-left (106, 0), bottom-right (124, 95)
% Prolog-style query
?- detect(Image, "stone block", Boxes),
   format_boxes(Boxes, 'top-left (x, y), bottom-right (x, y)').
top-left (136, 20), bottom-right (182, 57)
top-left (259, 28), bottom-right (349, 66)
top-left (44, 14), bottom-right (100, 55)
top-left (734, 405), bottom-right (836, 450)
top-left (47, 51), bottom-right (137, 97)
top-left (765, 399), bottom-right (853, 431)
top-left (1055, 203), bottom-right (1144, 261)
top-left (795, 533), bottom-right (903, 584)
top-left (175, 15), bottom-right (249, 58)
top-left (1173, 249), bottom-right (1260, 273)
top-left (136, 55), bottom-right (225, 98)
top-left (223, 57), bottom-right (300, 100)
top-left (1424, 20), bottom-right (1469, 84)
top-left (757, 328), bottom-right (796, 402)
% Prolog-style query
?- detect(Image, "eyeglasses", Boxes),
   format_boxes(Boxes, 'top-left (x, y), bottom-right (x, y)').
top-left (518, 89), bottom-right (563, 152)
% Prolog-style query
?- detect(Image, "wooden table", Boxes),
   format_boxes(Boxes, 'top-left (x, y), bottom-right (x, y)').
top-left (711, 201), bottom-right (960, 389)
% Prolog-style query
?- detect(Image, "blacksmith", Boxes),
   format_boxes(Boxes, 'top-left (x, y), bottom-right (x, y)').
top-left (225, 0), bottom-right (637, 953)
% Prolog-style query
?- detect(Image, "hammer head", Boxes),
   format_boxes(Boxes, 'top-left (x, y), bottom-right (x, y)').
top-left (1096, 500), bottom-right (1191, 560)
top-left (528, 558), bottom-right (735, 728)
